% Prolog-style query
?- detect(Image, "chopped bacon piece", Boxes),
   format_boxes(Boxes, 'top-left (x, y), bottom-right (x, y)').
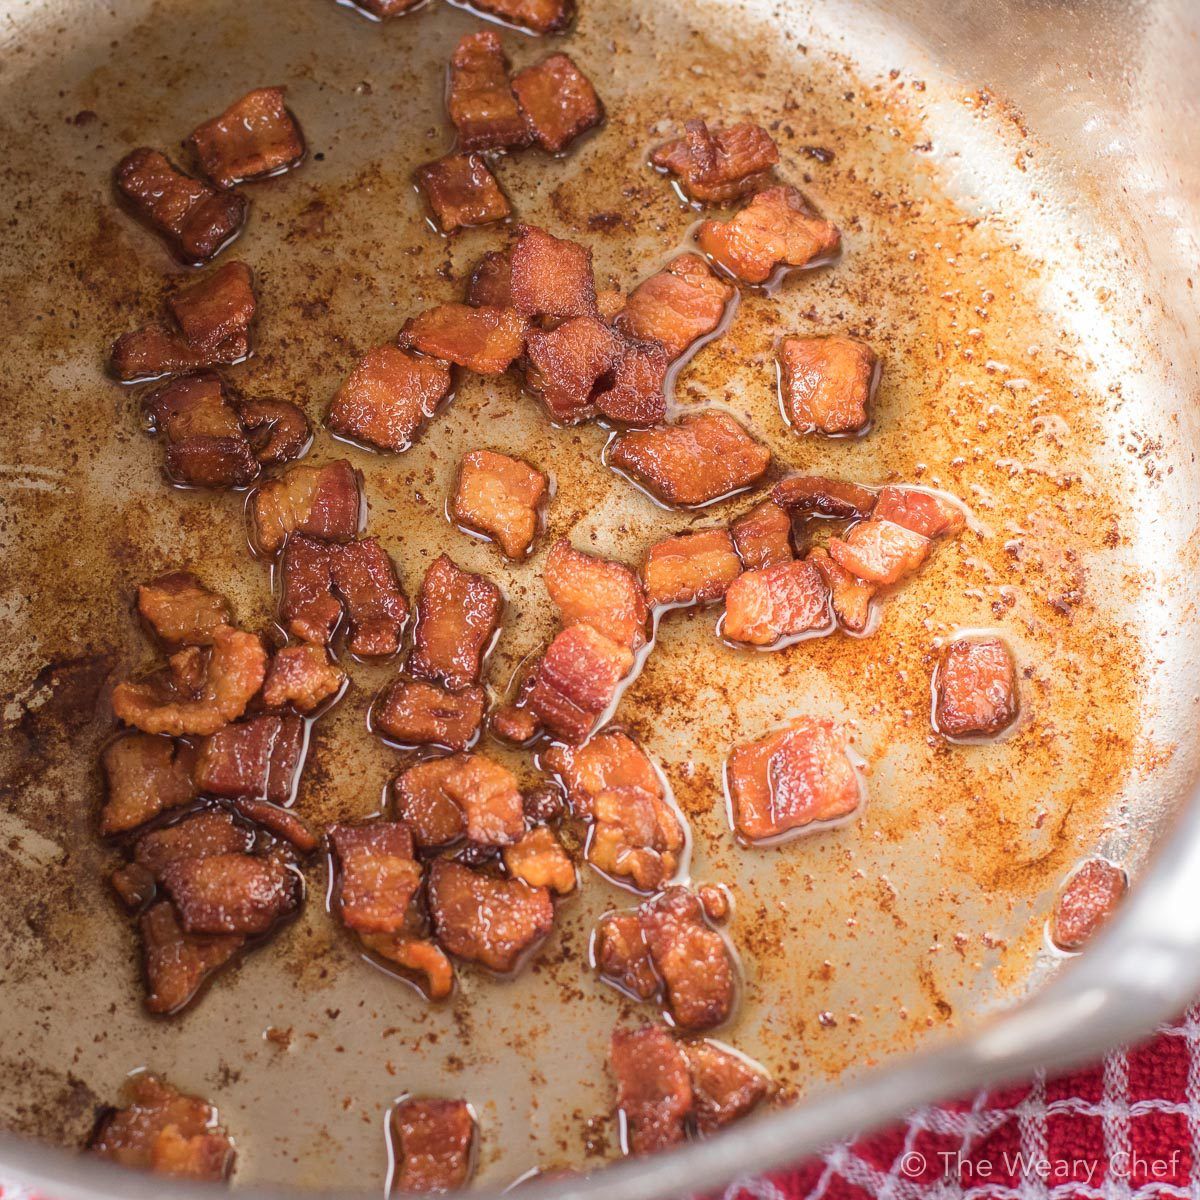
top-left (447, 31), bottom-right (529, 152)
top-left (806, 546), bottom-right (875, 634)
top-left (615, 253), bottom-right (734, 361)
top-left (722, 559), bottom-right (830, 646)
top-left (159, 851), bottom-right (299, 934)
top-left (933, 637), bottom-right (1018, 738)
top-left (522, 784), bottom-right (566, 824)
top-left (352, 0), bottom-right (423, 14)
top-left (643, 528), bottom-right (741, 607)
top-left (280, 536), bottom-right (409, 657)
top-left (327, 345), bottom-right (453, 454)
top-left (651, 120), bottom-right (779, 203)
top-left (236, 396), bottom-right (311, 466)
top-left (544, 539), bottom-right (648, 650)
top-left (115, 149), bottom-right (247, 265)
top-left (610, 1026), bottom-right (693, 1155)
top-left (828, 518), bottom-right (931, 585)
top-left (250, 459), bottom-right (362, 557)
top-left (503, 826), bottom-right (576, 894)
top-left (684, 1040), bottom-right (771, 1134)
top-left (328, 821), bottom-right (421, 934)
top-left (526, 625), bottom-right (633, 742)
top-left (697, 185), bottom-right (842, 284)
top-left (401, 304), bottom-right (527, 374)
top-left (194, 714), bottom-right (306, 803)
top-left (873, 486), bottom-right (966, 539)
top-left (90, 1075), bottom-right (234, 1181)
top-left (467, 250), bottom-right (512, 308)
top-left (167, 262), bottom-right (256, 353)
top-left (469, 0), bottom-right (572, 33)
top-left (110, 323), bottom-right (249, 383)
top-left (490, 701), bottom-right (541, 745)
top-left (137, 572), bottom-right (232, 647)
top-left (417, 153), bottom-right (511, 233)
top-left (591, 786), bottom-right (685, 892)
top-left (163, 436), bottom-right (259, 491)
top-left (453, 449), bottom-right (548, 560)
top-left (608, 410), bottom-right (770, 507)
top-left (428, 859), bottom-right (553, 972)
top-left (731, 500), bottom-right (793, 570)
top-left (594, 911), bottom-right (658, 1000)
top-left (410, 554), bottom-right (503, 690)
top-left (374, 679), bottom-right (484, 751)
top-left (544, 730), bottom-right (661, 819)
top-left (393, 757), bottom-right (466, 848)
top-left (188, 87), bottom-right (304, 189)
top-left (100, 735), bottom-right (197, 836)
top-left (139, 900), bottom-right (245, 1014)
top-left (360, 931), bottom-right (456, 999)
top-left (509, 225), bottom-right (597, 321)
top-left (230, 798), bottom-right (318, 853)
top-left (1050, 859), bottom-right (1127, 951)
top-left (129, 811), bottom-right (255, 880)
top-left (727, 717), bottom-right (861, 842)
top-left (440, 753), bottom-right (525, 847)
top-left (261, 643), bottom-right (345, 713)
top-left (391, 1099), bottom-right (476, 1194)
top-left (778, 335), bottom-right (878, 436)
top-left (525, 315), bottom-right (621, 423)
top-left (595, 337), bottom-right (670, 426)
top-left (772, 474), bottom-right (876, 520)
top-left (512, 53), bottom-right (603, 154)
top-left (113, 626), bottom-right (268, 737)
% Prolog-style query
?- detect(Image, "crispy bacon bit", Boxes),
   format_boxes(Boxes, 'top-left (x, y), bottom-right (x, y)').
top-left (594, 911), bottom-right (658, 1000)
top-left (374, 679), bottom-right (485, 751)
top-left (772, 474), bottom-right (876, 520)
top-left (615, 253), bottom-right (734, 361)
top-left (698, 185), bottom-right (842, 284)
top-left (447, 31), bottom-right (529, 152)
top-left (428, 859), bottom-right (554, 972)
top-left (644, 529), bottom-right (741, 607)
top-left (159, 851), bottom-right (299, 935)
top-left (591, 787), bottom-right (686, 892)
top-left (188, 87), bottom-right (305, 188)
top-left (391, 1099), bottom-right (476, 1194)
top-left (417, 153), bottom-right (511, 234)
top-left (360, 931), bottom-right (456, 999)
top-left (807, 546), bottom-right (875, 634)
top-left (731, 500), bottom-right (793, 570)
top-left (280, 535), bottom-right (409, 657)
top-left (168, 261), bottom-right (256, 352)
top-left (250, 459), bottom-right (362, 557)
top-left (113, 857), bottom-right (157, 909)
top-left (142, 373), bottom-right (260, 488)
top-left (110, 323), bottom-right (249, 383)
top-left (1050, 859), bottom-right (1127, 951)
top-left (393, 757), bottom-right (466, 848)
top-left (100, 735), bottom-right (196, 836)
top-left (401, 304), bottom-right (527, 374)
top-left (115, 149), bottom-right (247, 265)
top-left (453, 449), bottom-right (548, 560)
top-left (595, 337), bottom-right (670, 426)
top-left (873, 486), bottom-right (966, 539)
top-left (525, 315), bottom-right (620, 422)
top-left (512, 53), bottom-right (603, 154)
top-left (933, 637), bottom-right (1018, 738)
top-left (544, 730), bottom-right (661, 819)
top-left (230, 798), bottom-right (318, 853)
top-left (778, 335), bottom-right (878, 436)
top-left (722, 559), bottom-right (830, 646)
top-left (651, 120), bottom-right (780, 203)
top-left (194, 714), bottom-right (305, 803)
top-left (113, 626), bottom-right (268, 737)
top-left (261, 643), bottom-right (345, 713)
top-left (328, 821), bottom-right (421, 934)
top-left (490, 701), bottom-right (541, 745)
top-left (467, 250), bottom-right (512, 308)
top-left (129, 811), bottom-right (255, 880)
top-left (137, 572), bottom-right (232, 647)
top-left (544, 539), bottom-right (648, 650)
top-left (610, 1026), bottom-right (693, 1155)
top-left (469, 0), bottom-right (572, 33)
top-left (410, 554), bottom-right (503, 689)
top-left (525, 625), bottom-right (633, 743)
top-left (828, 518), bottom-right (930, 585)
top-left (522, 784), bottom-right (566, 824)
top-left (139, 900), bottom-right (244, 1014)
top-left (503, 826), bottom-right (576, 894)
top-left (236, 396), bottom-right (311, 465)
top-left (327, 345), bottom-right (453, 454)
top-left (509, 225), bottom-right (597, 321)
top-left (90, 1075), bottom-right (235, 1181)
top-left (727, 717), bottom-right (861, 842)
top-left (608, 410), bottom-right (770, 507)
top-left (352, 0), bottom-right (423, 15)
top-left (684, 1040), bottom-right (771, 1134)
top-left (442, 753), bottom-right (525, 846)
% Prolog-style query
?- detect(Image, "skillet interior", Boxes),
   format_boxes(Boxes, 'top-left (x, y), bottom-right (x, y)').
top-left (0, 0), bottom-right (1197, 1190)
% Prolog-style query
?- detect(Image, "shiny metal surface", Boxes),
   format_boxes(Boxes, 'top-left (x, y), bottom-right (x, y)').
top-left (0, 0), bottom-right (1197, 1196)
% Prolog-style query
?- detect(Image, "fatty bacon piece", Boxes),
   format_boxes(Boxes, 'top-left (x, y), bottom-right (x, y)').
top-left (417, 152), bottom-right (511, 234)
top-left (250, 459), bottom-right (362, 557)
top-left (651, 120), bottom-right (780, 204)
top-left (409, 554), bottom-right (503, 690)
top-left (614, 253), bottom-right (735, 362)
top-left (188, 87), bottom-right (305, 189)
top-left (446, 32), bottom-right (529, 153)
top-left (511, 53), bottom-right (603, 155)
top-left (391, 753), bottom-right (525, 850)
top-left (933, 636), bottom-right (1018, 739)
top-left (452, 449), bottom-right (548, 560)
top-left (467, 0), bottom-right (573, 34)
top-left (390, 1099), bottom-right (477, 1193)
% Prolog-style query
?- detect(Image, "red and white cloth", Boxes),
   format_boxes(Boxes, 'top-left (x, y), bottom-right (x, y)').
top-left (2, 1010), bottom-right (1197, 1200)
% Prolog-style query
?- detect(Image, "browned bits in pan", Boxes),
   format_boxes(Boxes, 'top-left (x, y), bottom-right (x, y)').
top-left (512, 53), bottom-right (603, 154)
top-left (1050, 858), bottom-right (1127, 951)
top-left (261, 643), bottom-right (345, 714)
top-left (326, 345), bottom-right (453, 454)
top-left (778, 335), bottom-right (878, 436)
top-left (194, 714), bottom-right (306, 803)
top-left (390, 1098), bottom-right (476, 1194)
top-left (614, 253), bottom-right (734, 361)
top-left (806, 546), bottom-right (876, 634)
top-left (468, 0), bottom-right (573, 35)
top-left (90, 1074), bottom-right (235, 1181)
top-left (651, 119), bottom-right (780, 204)
top-left (250, 459), bottom-right (363, 557)
top-left (417, 153), bottom-right (512, 233)
top-left (509, 224), bottom-right (597, 321)
top-left (187, 87), bottom-right (305, 189)
top-left (410, 554), bottom-right (503, 690)
top-left (401, 303), bottom-right (528, 374)
top-left (452, 449), bottom-right (548, 560)
top-left (328, 821), bottom-right (422, 934)
top-left (643, 528), bottom-right (741, 607)
top-left (100, 734), bottom-right (197, 836)
top-left (373, 678), bottom-right (486, 751)
top-left (722, 559), bottom-right (831, 647)
top-left (933, 636), bottom-right (1019, 738)
top-left (726, 717), bottom-right (861, 843)
top-left (446, 31), bottom-right (529, 153)
top-left (730, 499), bottom-right (794, 570)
